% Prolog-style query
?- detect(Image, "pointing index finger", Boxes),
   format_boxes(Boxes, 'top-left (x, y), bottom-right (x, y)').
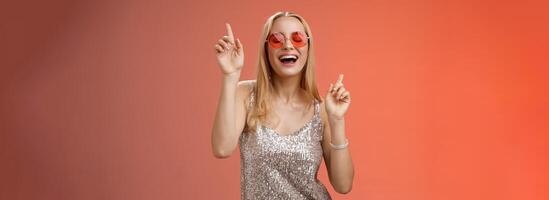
top-left (337, 74), bottom-right (344, 84)
top-left (225, 23), bottom-right (235, 43)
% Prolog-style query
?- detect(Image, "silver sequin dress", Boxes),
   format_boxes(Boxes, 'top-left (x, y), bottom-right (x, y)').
top-left (239, 87), bottom-right (332, 200)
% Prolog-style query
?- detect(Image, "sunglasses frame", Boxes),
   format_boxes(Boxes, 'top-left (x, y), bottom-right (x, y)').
top-left (265, 31), bottom-right (310, 49)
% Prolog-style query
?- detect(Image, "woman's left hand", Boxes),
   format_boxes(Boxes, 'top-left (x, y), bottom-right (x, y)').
top-left (326, 74), bottom-right (351, 120)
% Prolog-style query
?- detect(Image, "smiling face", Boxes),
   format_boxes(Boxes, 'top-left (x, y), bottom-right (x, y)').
top-left (267, 16), bottom-right (309, 79)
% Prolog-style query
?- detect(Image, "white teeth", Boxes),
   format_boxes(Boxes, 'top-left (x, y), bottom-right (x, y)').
top-left (280, 55), bottom-right (297, 60)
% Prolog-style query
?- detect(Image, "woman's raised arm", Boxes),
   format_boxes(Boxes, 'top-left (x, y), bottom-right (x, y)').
top-left (211, 23), bottom-right (248, 158)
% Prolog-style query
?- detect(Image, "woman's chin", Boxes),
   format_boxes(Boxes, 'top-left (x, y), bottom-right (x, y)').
top-left (271, 65), bottom-right (301, 77)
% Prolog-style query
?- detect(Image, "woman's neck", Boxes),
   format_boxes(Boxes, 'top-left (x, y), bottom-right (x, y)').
top-left (272, 74), bottom-right (302, 104)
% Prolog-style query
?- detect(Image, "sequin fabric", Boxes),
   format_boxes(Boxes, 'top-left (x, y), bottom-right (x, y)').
top-left (239, 87), bottom-right (332, 200)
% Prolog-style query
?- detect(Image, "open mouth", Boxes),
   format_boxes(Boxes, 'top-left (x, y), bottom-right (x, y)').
top-left (279, 54), bottom-right (298, 65)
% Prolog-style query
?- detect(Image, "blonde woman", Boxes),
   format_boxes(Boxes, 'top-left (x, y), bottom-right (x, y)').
top-left (212, 11), bottom-right (354, 199)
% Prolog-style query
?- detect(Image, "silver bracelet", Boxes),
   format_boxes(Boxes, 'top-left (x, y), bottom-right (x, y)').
top-left (330, 138), bottom-right (349, 150)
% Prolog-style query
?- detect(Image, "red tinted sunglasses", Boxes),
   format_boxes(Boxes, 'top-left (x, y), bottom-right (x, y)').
top-left (266, 31), bottom-right (309, 48)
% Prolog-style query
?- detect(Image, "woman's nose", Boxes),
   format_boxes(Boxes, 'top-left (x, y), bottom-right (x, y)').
top-left (282, 38), bottom-right (295, 50)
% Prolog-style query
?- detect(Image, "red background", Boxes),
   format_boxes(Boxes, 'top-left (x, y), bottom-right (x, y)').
top-left (1, 0), bottom-right (548, 199)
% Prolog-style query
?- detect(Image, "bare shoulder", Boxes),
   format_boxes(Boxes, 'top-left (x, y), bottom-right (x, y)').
top-left (236, 80), bottom-right (256, 107)
top-left (236, 80), bottom-right (256, 95)
top-left (237, 79), bottom-right (256, 88)
top-left (318, 98), bottom-right (331, 144)
top-left (318, 98), bottom-right (328, 122)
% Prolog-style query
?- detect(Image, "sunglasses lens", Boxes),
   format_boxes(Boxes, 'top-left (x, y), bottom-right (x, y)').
top-left (291, 32), bottom-right (307, 47)
top-left (268, 32), bottom-right (308, 48)
top-left (268, 33), bottom-right (284, 48)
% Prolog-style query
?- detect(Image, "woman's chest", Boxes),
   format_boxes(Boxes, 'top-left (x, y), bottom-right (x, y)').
top-left (240, 123), bottom-right (324, 167)
top-left (264, 104), bottom-right (315, 136)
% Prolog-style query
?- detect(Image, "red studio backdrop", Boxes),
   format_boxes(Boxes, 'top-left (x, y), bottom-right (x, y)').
top-left (1, 0), bottom-right (548, 199)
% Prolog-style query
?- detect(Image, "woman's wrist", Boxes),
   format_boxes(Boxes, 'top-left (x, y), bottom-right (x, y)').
top-left (328, 116), bottom-right (345, 127)
top-left (329, 118), bottom-right (347, 144)
top-left (222, 70), bottom-right (241, 84)
top-left (330, 138), bottom-right (349, 150)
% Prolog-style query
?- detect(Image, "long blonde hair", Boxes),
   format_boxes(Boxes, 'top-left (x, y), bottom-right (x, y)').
top-left (246, 11), bottom-right (321, 132)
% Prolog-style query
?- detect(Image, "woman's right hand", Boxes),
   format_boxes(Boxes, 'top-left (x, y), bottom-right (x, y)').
top-left (214, 23), bottom-right (244, 75)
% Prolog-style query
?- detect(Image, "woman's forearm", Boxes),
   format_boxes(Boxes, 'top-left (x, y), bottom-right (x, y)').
top-left (211, 72), bottom-right (241, 158)
top-left (328, 118), bottom-right (354, 193)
